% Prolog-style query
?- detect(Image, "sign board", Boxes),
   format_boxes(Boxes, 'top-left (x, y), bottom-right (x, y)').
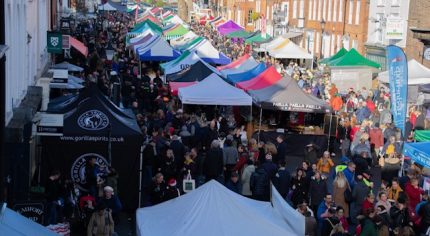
top-left (13, 201), bottom-right (45, 224)
top-left (36, 113), bottom-right (64, 136)
top-left (62, 35), bottom-right (70, 49)
top-left (51, 69), bottom-right (69, 84)
top-left (386, 18), bottom-right (404, 40)
top-left (47, 31), bottom-right (63, 54)
top-left (424, 47), bottom-right (430, 61)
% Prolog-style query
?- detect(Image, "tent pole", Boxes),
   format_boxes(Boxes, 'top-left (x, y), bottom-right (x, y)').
top-left (258, 107), bottom-right (263, 143)
top-left (138, 145), bottom-right (144, 208)
top-left (327, 112), bottom-right (333, 152)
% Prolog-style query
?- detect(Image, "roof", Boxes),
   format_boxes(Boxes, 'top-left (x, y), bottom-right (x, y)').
top-left (378, 59), bottom-right (430, 85)
top-left (245, 33), bottom-right (272, 44)
top-left (178, 74), bottom-right (252, 106)
top-left (166, 60), bottom-right (217, 82)
top-left (227, 63), bottom-right (267, 83)
top-left (226, 30), bottom-right (251, 39)
top-left (328, 48), bottom-right (381, 69)
top-left (161, 50), bottom-right (202, 75)
top-left (217, 54), bottom-right (250, 71)
top-left (220, 57), bottom-right (259, 76)
top-left (133, 19), bottom-right (162, 34)
top-left (189, 39), bottom-right (231, 65)
top-left (136, 180), bottom-right (305, 236)
top-left (164, 24), bottom-right (189, 40)
top-left (319, 48), bottom-right (348, 64)
top-left (98, 2), bottom-right (117, 11)
top-left (170, 31), bottom-right (198, 48)
top-left (236, 66), bottom-right (282, 90)
top-left (137, 36), bottom-right (181, 61)
top-left (51, 61), bottom-right (84, 72)
top-left (268, 39), bottom-right (313, 59)
top-left (248, 77), bottom-right (331, 113)
top-left (217, 20), bottom-right (243, 35)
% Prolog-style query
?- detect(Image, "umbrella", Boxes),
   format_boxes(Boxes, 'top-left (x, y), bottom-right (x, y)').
top-left (51, 62), bottom-right (84, 72)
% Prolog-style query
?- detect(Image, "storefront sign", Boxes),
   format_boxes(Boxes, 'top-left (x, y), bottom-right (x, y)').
top-left (47, 32), bottom-right (63, 54)
top-left (37, 113), bottom-right (64, 136)
top-left (13, 202), bottom-right (45, 224)
top-left (386, 18), bottom-right (404, 40)
top-left (62, 35), bottom-right (70, 49)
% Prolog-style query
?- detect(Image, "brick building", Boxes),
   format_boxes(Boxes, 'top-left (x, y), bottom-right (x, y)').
top-left (405, 0), bottom-right (430, 68)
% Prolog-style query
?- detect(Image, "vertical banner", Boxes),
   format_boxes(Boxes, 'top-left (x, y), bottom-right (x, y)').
top-left (261, 14), bottom-right (267, 39)
top-left (47, 31), bottom-right (63, 54)
top-left (386, 45), bottom-right (408, 135)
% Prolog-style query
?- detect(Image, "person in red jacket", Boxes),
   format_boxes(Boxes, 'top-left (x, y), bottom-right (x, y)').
top-left (362, 193), bottom-right (375, 214)
top-left (366, 97), bottom-right (376, 113)
top-left (331, 94), bottom-right (344, 112)
top-left (405, 178), bottom-right (424, 213)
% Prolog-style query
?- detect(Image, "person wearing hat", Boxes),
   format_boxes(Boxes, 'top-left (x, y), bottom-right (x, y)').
top-left (225, 172), bottom-right (242, 194)
top-left (87, 202), bottom-right (114, 236)
top-left (97, 186), bottom-right (122, 224)
top-left (164, 178), bottom-right (181, 201)
top-left (304, 143), bottom-right (319, 165)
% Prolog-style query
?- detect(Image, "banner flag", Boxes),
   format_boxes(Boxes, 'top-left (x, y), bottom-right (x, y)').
top-left (261, 14), bottom-right (267, 39)
top-left (386, 45), bottom-right (408, 135)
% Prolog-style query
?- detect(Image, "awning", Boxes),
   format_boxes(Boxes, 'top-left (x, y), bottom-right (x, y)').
top-left (378, 59), bottom-right (430, 84)
top-left (51, 61), bottom-right (83, 72)
top-left (70, 36), bottom-right (88, 57)
top-left (268, 39), bottom-right (312, 59)
top-left (236, 66), bottom-right (282, 90)
top-left (403, 142), bottom-right (430, 169)
top-left (98, 3), bottom-right (117, 11)
top-left (227, 63), bottom-right (267, 83)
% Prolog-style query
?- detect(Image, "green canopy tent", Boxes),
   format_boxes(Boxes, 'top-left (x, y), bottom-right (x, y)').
top-left (226, 30), bottom-right (251, 39)
top-left (177, 36), bottom-right (204, 51)
top-left (164, 24), bottom-right (189, 40)
top-left (415, 130), bottom-right (430, 142)
top-left (162, 15), bottom-right (174, 24)
top-left (327, 48), bottom-right (381, 69)
top-left (245, 33), bottom-right (272, 44)
top-left (319, 48), bottom-right (348, 64)
top-left (133, 19), bottom-right (163, 34)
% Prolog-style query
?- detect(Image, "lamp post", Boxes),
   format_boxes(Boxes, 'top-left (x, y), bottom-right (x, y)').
top-left (233, 4), bottom-right (237, 22)
top-left (320, 18), bottom-right (326, 59)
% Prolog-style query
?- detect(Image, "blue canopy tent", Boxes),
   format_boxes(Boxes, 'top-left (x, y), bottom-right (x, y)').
top-left (0, 203), bottom-right (58, 236)
top-left (403, 142), bottom-right (430, 169)
top-left (137, 36), bottom-right (181, 61)
top-left (227, 63), bottom-right (267, 83)
top-left (186, 39), bottom-right (231, 65)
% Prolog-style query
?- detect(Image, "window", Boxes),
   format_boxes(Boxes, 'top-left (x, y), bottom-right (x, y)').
top-left (331, 34), bottom-right (335, 56)
top-left (316, 32), bottom-right (320, 53)
top-left (338, 0), bottom-right (343, 22)
top-left (337, 34), bottom-right (341, 51)
top-left (391, 0), bottom-right (400, 6)
top-left (313, 0), bottom-right (317, 20)
top-left (352, 39), bottom-right (358, 49)
top-left (348, 0), bottom-right (353, 24)
top-left (318, 0), bottom-right (323, 20)
top-left (377, 0), bottom-right (385, 6)
top-left (309, 0), bottom-right (313, 19)
top-left (293, 0), bottom-right (297, 18)
top-left (328, 0), bottom-right (332, 21)
top-left (248, 10), bottom-right (253, 24)
top-left (355, 0), bottom-right (360, 25)
top-left (299, 0), bottom-right (304, 18)
top-left (323, 0), bottom-right (327, 20)
top-left (333, 0), bottom-right (337, 23)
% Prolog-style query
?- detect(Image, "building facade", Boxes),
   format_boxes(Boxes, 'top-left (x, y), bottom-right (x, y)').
top-left (365, 0), bottom-right (410, 71)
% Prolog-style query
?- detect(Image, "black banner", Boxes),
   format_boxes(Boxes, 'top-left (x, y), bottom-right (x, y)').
top-left (13, 201), bottom-right (45, 224)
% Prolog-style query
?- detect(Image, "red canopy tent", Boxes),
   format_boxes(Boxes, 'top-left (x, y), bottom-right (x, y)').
top-left (217, 54), bottom-right (250, 71)
top-left (236, 66), bottom-right (282, 91)
top-left (169, 82), bottom-right (197, 96)
top-left (199, 15), bottom-right (214, 25)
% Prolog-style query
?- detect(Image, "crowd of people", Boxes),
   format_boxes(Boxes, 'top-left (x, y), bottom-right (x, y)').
top-left (42, 6), bottom-right (430, 236)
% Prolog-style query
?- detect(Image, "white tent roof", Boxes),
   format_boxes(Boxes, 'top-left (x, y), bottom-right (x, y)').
top-left (257, 35), bottom-right (288, 52)
top-left (178, 73), bottom-right (252, 106)
top-left (189, 39), bottom-right (220, 59)
top-left (221, 57), bottom-right (259, 76)
top-left (98, 3), bottom-right (117, 11)
top-left (164, 51), bottom-right (202, 75)
top-left (165, 15), bottom-right (186, 26)
top-left (136, 180), bottom-right (304, 236)
top-left (268, 39), bottom-right (313, 59)
top-left (170, 31), bottom-right (198, 48)
top-left (378, 59), bottom-right (430, 85)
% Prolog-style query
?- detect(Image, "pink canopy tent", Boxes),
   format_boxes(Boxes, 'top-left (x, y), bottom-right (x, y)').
top-left (170, 82), bottom-right (197, 96)
top-left (217, 20), bottom-right (243, 35)
top-left (217, 54), bottom-right (250, 71)
top-left (236, 66), bottom-right (282, 91)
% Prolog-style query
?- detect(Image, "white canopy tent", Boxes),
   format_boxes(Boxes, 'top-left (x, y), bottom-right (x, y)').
top-left (97, 2), bottom-right (117, 11)
top-left (268, 39), bottom-right (313, 59)
top-left (170, 31), bottom-right (198, 48)
top-left (178, 73), bottom-right (252, 106)
top-left (220, 57), bottom-right (259, 76)
top-left (378, 59), bottom-right (430, 85)
top-left (136, 180), bottom-right (305, 236)
top-left (162, 51), bottom-right (202, 75)
top-left (255, 32), bottom-right (303, 52)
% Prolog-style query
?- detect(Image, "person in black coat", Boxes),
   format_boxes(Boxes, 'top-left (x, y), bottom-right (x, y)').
top-left (170, 135), bottom-right (187, 171)
top-left (262, 153), bottom-right (278, 180)
top-left (275, 135), bottom-right (287, 164)
top-left (273, 160), bottom-right (291, 199)
top-left (304, 143), bottom-right (320, 165)
top-left (308, 171), bottom-right (328, 214)
top-left (250, 163), bottom-right (270, 201)
top-left (203, 140), bottom-right (224, 182)
top-left (291, 168), bottom-right (310, 207)
top-left (159, 149), bottom-right (177, 181)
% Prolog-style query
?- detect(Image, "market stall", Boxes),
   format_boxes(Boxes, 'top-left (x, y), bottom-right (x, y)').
top-left (166, 60), bottom-right (219, 82)
top-left (137, 36), bottom-right (181, 61)
top-left (161, 50), bottom-right (202, 75)
top-left (236, 66), bottom-right (282, 90)
top-left (227, 63), bottom-right (267, 83)
top-left (220, 56), bottom-right (258, 76)
top-left (217, 20), bottom-right (243, 35)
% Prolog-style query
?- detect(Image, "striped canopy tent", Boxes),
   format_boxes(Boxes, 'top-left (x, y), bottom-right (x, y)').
top-left (150, 7), bottom-right (162, 16)
top-left (187, 39), bottom-right (231, 65)
top-left (136, 13), bottom-right (161, 25)
top-left (164, 24), bottom-right (190, 40)
top-left (236, 66), bottom-right (283, 91)
top-left (208, 16), bottom-right (222, 24)
top-left (245, 33), bottom-right (272, 44)
top-left (162, 15), bottom-right (174, 23)
top-left (137, 35), bottom-right (181, 61)
top-left (160, 50), bottom-right (202, 75)
top-left (212, 18), bottom-right (226, 27)
top-left (176, 36), bottom-right (204, 51)
top-left (268, 39), bottom-right (313, 59)
top-left (226, 30), bottom-right (251, 39)
top-left (162, 10), bottom-right (173, 19)
top-left (220, 56), bottom-right (259, 76)
top-left (133, 19), bottom-right (162, 33)
top-left (217, 54), bottom-right (251, 71)
top-left (226, 63), bottom-right (267, 83)
top-left (170, 31), bottom-right (199, 48)
top-left (200, 15), bottom-right (214, 25)
top-left (127, 4), bottom-right (142, 13)
top-left (127, 23), bottom-right (159, 41)
top-left (127, 31), bottom-right (157, 52)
